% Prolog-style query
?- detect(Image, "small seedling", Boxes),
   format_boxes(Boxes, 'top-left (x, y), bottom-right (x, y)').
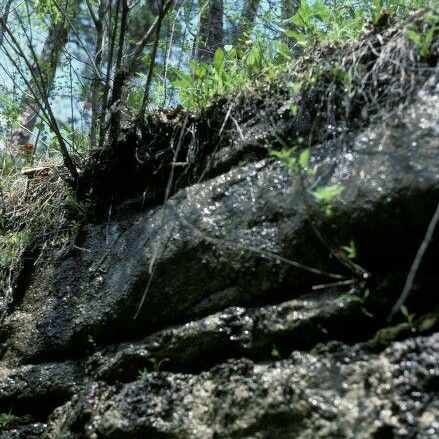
top-left (139, 368), bottom-right (149, 381)
top-left (289, 81), bottom-right (302, 94)
top-left (312, 184), bottom-right (344, 203)
top-left (341, 240), bottom-right (357, 260)
top-left (271, 147), bottom-right (316, 177)
top-left (407, 22), bottom-right (438, 59)
top-left (400, 305), bottom-right (416, 326)
top-left (271, 148), bottom-right (297, 170)
top-left (311, 184), bottom-right (344, 215)
top-left (271, 345), bottom-right (281, 359)
top-left (342, 288), bottom-right (374, 318)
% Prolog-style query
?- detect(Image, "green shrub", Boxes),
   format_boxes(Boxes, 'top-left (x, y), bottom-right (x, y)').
top-left (172, 41), bottom-right (293, 109)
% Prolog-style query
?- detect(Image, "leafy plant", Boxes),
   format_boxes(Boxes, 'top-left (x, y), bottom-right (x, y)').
top-left (271, 345), bottom-right (281, 359)
top-left (341, 240), bottom-right (357, 260)
top-left (138, 357), bottom-right (170, 379)
top-left (400, 304), bottom-right (416, 326)
top-left (271, 147), bottom-right (316, 176)
top-left (168, 0), bottom-right (435, 110)
top-left (271, 148), bottom-right (298, 170)
top-left (139, 368), bottom-right (149, 381)
top-left (407, 19), bottom-right (438, 58)
top-left (283, 0), bottom-right (365, 46)
top-left (311, 184), bottom-right (344, 216)
top-left (311, 184), bottom-right (344, 203)
top-left (0, 231), bottom-right (29, 272)
top-left (289, 81), bottom-right (303, 95)
top-left (342, 288), bottom-right (373, 318)
top-left (172, 42), bottom-right (293, 109)
top-left (380, 0), bottom-right (434, 19)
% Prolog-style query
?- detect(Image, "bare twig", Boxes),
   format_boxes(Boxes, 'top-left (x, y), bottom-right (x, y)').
top-left (388, 201), bottom-right (439, 321)
top-left (137, 2), bottom-right (167, 120)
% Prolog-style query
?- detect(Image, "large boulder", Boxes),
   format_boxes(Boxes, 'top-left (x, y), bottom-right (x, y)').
top-left (2, 75), bottom-right (438, 364)
top-left (0, 10), bottom-right (438, 438)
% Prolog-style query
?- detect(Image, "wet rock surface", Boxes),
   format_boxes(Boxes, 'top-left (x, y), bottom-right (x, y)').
top-left (43, 334), bottom-right (439, 439)
top-left (0, 12), bottom-right (438, 438)
top-left (2, 81), bottom-right (438, 365)
top-left (86, 290), bottom-right (370, 381)
top-left (0, 362), bottom-right (80, 416)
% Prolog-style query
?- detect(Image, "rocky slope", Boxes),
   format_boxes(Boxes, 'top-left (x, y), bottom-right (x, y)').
top-left (0, 11), bottom-right (438, 438)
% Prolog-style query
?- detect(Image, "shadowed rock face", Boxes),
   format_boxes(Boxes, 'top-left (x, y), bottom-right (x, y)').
top-left (0, 12), bottom-right (438, 439)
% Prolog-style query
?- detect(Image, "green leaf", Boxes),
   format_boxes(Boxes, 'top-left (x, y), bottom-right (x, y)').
top-left (271, 148), bottom-right (295, 161)
top-left (400, 305), bottom-right (409, 319)
top-left (271, 148), bottom-right (297, 170)
top-left (345, 294), bottom-right (363, 303)
top-left (407, 30), bottom-right (421, 46)
top-left (271, 346), bottom-right (280, 358)
top-left (362, 308), bottom-right (374, 318)
top-left (290, 1), bottom-right (313, 27)
top-left (299, 148), bottom-right (310, 170)
top-left (290, 81), bottom-right (302, 94)
top-left (274, 41), bottom-right (292, 61)
top-left (214, 48), bottom-right (224, 73)
top-left (312, 184), bottom-right (344, 203)
top-left (246, 51), bottom-right (256, 68)
top-left (173, 69), bottom-right (191, 82)
top-left (341, 240), bottom-right (357, 259)
top-left (283, 30), bottom-right (308, 44)
top-left (246, 45), bottom-right (263, 71)
top-left (289, 104), bottom-right (299, 116)
top-left (313, 2), bottom-right (330, 22)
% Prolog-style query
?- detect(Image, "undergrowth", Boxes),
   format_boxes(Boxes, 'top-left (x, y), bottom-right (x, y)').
top-left (171, 0), bottom-right (436, 110)
top-left (0, 162), bottom-right (82, 308)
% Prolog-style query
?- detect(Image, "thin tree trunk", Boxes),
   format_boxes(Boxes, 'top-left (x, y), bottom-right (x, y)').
top-left (89, 0), bottom-right (106, 150)
top-left (108, 0), bottom-right (130, 148)
top-left (11, 6), bottom-right (77, 149)
top-left (198, 0), bottom-right (224, 62)
top-left (138, 5), bottom-right (166, 120)
top-left (232, 0), bottom-right (260, 44)
top-left (107, 0), bottom-right (174, 144)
